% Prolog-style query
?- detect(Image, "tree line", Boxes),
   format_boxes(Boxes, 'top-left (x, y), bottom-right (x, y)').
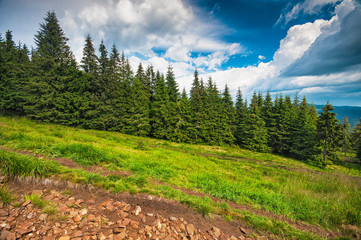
top-left (1, 11), bottom-right (360, 167)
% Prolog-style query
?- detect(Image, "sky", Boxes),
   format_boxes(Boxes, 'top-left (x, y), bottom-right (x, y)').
top-left (1, 0), bottom-right (361, 106)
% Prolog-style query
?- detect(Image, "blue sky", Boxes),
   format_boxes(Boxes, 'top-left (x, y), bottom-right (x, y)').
top-left (1, 0), bottom-right (361, 106)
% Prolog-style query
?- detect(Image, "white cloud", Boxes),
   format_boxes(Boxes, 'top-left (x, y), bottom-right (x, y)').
top-left (276, 0), bottom-right (339, 25)
top-left (186, 0), bottom-right (361, 106)
top-left (258, 55), bottom-right (266, 60)
top-left (58, 0), bottom-right (242, 69)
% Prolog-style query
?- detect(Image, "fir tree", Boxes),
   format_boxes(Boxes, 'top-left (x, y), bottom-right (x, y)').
top-left (341, 116), bottom-right (351, 157)
top-left (150, 73), bottom-right (170, 139)
top-left (81, 35), bottom-right (98, 74)
top-left (290, 96), bottom-right (318, 160)
top-left (317, 103), bottom-right (342, 166)
top-left (34, 11), bottom-right (74, 68)
top-left (222, 85), bottom-right (236, 134)
top-left (351, 118), bottom-right (361, 151)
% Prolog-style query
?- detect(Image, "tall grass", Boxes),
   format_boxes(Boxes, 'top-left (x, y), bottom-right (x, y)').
top-left (0, 150), bottom-right (60, 178)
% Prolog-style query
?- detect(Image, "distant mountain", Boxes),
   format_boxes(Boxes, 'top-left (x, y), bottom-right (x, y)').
top-left (314, 105), bottom-right (361, 129)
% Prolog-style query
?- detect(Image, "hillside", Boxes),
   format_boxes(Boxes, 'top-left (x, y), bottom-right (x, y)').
top-left (0, 116), bottom-right (361, 239)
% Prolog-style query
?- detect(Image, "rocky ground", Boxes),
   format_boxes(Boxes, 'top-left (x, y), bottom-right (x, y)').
top-left (0, 177), bottom-right (253, 240)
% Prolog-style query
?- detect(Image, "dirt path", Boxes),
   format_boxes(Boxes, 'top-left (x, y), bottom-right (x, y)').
top-left (1, 177), bottom-right (256, 240)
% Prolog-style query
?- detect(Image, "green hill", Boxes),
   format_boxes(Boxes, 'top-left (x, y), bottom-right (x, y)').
top-left (0, 116), bottom-right (360, 239)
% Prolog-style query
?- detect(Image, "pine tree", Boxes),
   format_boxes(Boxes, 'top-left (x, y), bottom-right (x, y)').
top-left (24, 11), bottom-right (78, 123)
top-left (317, 103), bottom-right (342, 166)
top-left (165, 66), bottom-right (180, 141)
top-left (98, 39), bottom-right (109, 75)
top-left (123, 63), bottom-right (151, 136)
top-left (290, 96), bottom-right (319, 160)
top-left (262, 91), bottom-right (274, 146)
top-left (351, 118), bottom-right (361, 151)
top-left (341, 116), bottom-right (351, 157)
top-left (150, 73), bottom-right (170, 139)
top-left (81, 35), bottom-right (98, 74)
top-left (0, 31), bottom-right (30, 114)
top-left (177, 89), bottom-right (192, 142)
top-left (189, 69), bottom-right (206, 143)
top-left (222, 85), bottom-right (236, 134)
top-left (34, 11), bottom-right (74, 69)
top-left (234, 88), bottom-right (247, 145)
top-left (238, 92), bottom-right (269, 152)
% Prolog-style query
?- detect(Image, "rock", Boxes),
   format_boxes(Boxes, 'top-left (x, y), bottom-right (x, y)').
top-left (212, 227), bottom-right (221, 238)
top-left (39, 214), bottom-right (47, 221)
top-left (99, 232), bottom-right (106, 240)
top-left (75, 199), bottom-right (84, 207)
top-left (0, 210), bottom-right (8, 217)
top-left (240, 227), bottom-right (246, 234)
top-left (229, 235), bottom-right (238, 240)
top-left (80, 208), bottom-right (88, 216)
top-left (134, 206), bottom-right (141, 216)
top-left (114, 232), bottom-right (126, 240)
top-left (73, 214), bottom-right (82, 222)
top-left (118, 218), bottom-right (131, 227)
top-left (113, 227), bottom-right (125, 234)
top-left (87, 214), bottom-right (97, 222)
top-left (0, 231), bottom-right (11, 240)
top-left (186, 224), bottom-right (195, 236)
top-left (79, 218), bottom-right (88, 229)
top-left (153, 219), bottom-right (162, 231)
top-left (169, 217), bottom-right (177, 221)
top-left (73, 230), bottom-right (83, 237)
top-left (123, 204), bottom-right (131, 212)
top-left (58, 237), bottom-right (70, 240)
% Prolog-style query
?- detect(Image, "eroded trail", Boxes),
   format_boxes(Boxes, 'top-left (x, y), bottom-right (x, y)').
top-left (1, 177), bottom-right (252, 240)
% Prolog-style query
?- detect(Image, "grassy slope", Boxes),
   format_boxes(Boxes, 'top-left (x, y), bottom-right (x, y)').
top-left (0, 116), bottom-right (360, 239)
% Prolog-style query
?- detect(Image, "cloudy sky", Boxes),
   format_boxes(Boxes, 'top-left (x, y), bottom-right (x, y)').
top-left (1, 0), bottom-right (361, 106)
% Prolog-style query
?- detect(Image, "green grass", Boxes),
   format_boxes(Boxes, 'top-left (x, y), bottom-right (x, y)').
top-left (0, 185), bottom-right (15, 205)
top-left (0, 116), bottom-right (360, 239)
top-left (25, 194), bottom-right (47, 208)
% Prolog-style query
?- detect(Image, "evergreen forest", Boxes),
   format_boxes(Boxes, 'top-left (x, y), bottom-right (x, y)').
top-left (1, 11), bottom-right (361, 167)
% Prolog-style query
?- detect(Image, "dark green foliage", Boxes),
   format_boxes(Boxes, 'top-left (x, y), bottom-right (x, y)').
top-left (351, 118), bottom-right (361, 150)
top-left (150, 73), bottom-right (171, 139)
top-left (81, 34), bottom-right (98, 73)
top-left (237, 92), bottom-right (269, 152)
top-left (341, 117), bottom-right (351, 157)
top-left (289, 97), bottom-right (319, 161)
top-left (317, 103), bottom-right (342, 166)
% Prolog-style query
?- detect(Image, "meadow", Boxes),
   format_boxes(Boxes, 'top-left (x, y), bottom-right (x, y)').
top-left (0, 116), bottom-right (360, 239)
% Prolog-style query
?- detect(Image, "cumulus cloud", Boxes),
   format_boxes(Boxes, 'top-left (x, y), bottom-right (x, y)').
top-left (58, 0), bottom-right (242, 71)
top-left (283, 0), bottom-right (361, 76)
top-left (192, 0), bottom-right (361, 105)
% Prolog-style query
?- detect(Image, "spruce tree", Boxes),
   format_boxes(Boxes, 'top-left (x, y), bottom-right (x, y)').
top-left (341, 116), bottom-right (351, 157)
top-left (290, 96), bottom-right (318, 160)
top-left (222, 85), bottom-right (236, 134)
top-left (317, 103), bottom-right (342, 166)
top-left (81, 35), bottom-right (98, 74)
top-left (238, 92), bottom-right (269, 152)
top-left (124, 63), bottom-right (151, 136)
top-left (351, 118), bottom-right (361, 151)
top-left (178, 89), bottom-right (192, 142)
top-left (24, 11), bottom-right (77, 123)
top-left (165, 66), bottom-right (180, 141)
top-left (150, 73), bottom-right (170, 139)
top-left (98, 39), bottom-right (109, 75)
